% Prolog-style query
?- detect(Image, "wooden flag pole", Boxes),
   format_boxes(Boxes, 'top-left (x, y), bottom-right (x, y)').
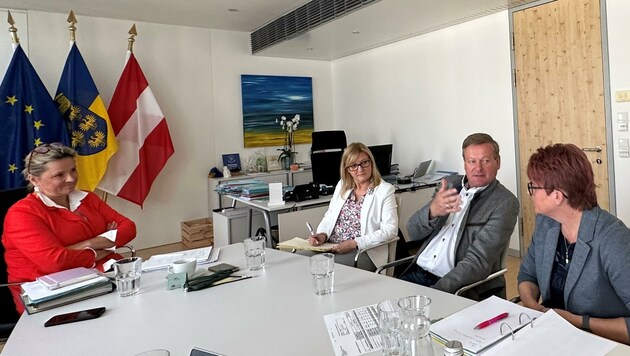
top-left (7, 10), bottom-right (19, 44)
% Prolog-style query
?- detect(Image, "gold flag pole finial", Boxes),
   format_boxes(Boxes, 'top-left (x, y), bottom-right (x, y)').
top-left (7, 10), bottom-right (19, 44)
top-left (127, 24), bottom-right (137, 52)
top-left (67, 10), bottom-right (77, 42)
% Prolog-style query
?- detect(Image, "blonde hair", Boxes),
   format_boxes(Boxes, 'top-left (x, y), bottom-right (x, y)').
top-left (22, 144), bottom-right (76, 190)
top-left (339, 142), bottom-right (382, 196)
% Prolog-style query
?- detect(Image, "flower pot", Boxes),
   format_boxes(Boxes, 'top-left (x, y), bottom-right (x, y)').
top-left (281, 155), bottom-right (294, 170)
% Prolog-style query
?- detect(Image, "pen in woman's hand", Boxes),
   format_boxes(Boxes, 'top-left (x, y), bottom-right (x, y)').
top-left (306, 222), bottom-right (315, 236)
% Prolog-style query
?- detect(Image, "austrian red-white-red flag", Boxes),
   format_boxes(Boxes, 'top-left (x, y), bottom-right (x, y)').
top-left (98, 52), bottom-right (174, 207)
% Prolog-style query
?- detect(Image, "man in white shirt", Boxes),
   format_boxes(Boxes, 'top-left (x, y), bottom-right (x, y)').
top-left (400, 133), bottom-right (519, 300)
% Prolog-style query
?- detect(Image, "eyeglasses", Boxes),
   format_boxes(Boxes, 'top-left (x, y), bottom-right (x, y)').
top-left (27, 142), bottom-right (64, 174)
top-left (527, 182), bottom-right (569, 199)
top-left (347, 159), bottom-right (371, 171)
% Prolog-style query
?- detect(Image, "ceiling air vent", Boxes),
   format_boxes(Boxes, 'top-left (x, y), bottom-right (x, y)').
top-left (251, 0), bottom-right (381, 54)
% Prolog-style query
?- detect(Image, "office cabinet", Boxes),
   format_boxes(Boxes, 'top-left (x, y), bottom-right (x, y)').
top-left (212, 208), bottom-right (267, 247)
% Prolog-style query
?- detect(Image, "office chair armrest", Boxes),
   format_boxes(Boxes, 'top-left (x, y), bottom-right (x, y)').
top-left (354, 237), bottom-right (399, 268)
top-left (454, 268), bottom-right (507, 296)
top-left (375, 255), bottom-right (415, 275)
top-left (510, 296), bottom-right (522, 304)
top-left (116, 245), bottom-right (136, 258)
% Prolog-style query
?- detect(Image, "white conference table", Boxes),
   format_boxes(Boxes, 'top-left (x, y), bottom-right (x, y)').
top-left (5, 244), bottom-right (630, 356)
top-left (4, 244), bottom-right (474, 356)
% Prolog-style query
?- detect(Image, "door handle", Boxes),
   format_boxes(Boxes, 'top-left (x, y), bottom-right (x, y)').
top-left (581, 146), bottom-right (602, 153)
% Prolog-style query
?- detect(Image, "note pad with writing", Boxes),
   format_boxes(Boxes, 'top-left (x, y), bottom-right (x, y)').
top-left (277, 237), bottom-right (335, 252)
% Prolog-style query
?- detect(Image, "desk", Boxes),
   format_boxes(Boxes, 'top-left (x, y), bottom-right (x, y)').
top-left (229, 195), bottom-right (333, 247)
top-left (5, 245), bottom-right (629, 356)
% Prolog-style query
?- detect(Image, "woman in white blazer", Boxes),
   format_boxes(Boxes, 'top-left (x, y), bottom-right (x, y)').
top-left (309, 142), bottom-right (398, 270)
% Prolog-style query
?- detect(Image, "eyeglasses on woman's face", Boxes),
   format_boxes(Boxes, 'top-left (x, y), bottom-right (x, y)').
top-left (527, 182), bottom-right (569, 199)
top-left (27, 142), bottom-right (64, 174)
top-left (346, 159), bottom-right (371, 172)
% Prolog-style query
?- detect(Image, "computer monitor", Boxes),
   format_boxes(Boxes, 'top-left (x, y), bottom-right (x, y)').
top-left (368, 144), bottom-right (393, 176)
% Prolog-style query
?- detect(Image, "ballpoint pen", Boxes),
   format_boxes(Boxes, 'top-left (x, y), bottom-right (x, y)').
top-left (474, 312), bottom-right (509, 330)
top-left (306, 222), bottom-right (315, 235)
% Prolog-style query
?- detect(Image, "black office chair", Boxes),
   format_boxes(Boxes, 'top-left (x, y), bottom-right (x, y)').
top-left (310, 130), bottom-right (347, 187)
top-left (0, 187), bottom-right (28, 341)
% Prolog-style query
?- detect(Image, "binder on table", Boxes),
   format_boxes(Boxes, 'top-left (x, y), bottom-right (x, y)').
top-left (20, 276), bottom-right (115, 314)
top-left (431, 296), bottom-right (617, 355)
top-left (430, 296), bottom-right (542, 355)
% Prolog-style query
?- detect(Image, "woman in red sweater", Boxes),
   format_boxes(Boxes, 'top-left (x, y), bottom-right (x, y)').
top-left (2, 143), bottom-right (136, 313)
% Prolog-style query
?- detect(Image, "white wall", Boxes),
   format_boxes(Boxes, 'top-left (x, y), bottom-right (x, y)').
top-left (209, 30), bottom-right (334, 170)
top-left (332, 12), bottom-right (520, 250)
top-left (606, 0), bottom-right (630, 225)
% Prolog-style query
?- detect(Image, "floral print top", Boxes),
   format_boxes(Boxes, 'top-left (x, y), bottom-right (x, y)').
top-left (329, 186), bottom-right (374, 243)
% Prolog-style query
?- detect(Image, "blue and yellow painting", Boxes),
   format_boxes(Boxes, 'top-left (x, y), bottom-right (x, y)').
top-left (241, 74), bottom-right (314, 148)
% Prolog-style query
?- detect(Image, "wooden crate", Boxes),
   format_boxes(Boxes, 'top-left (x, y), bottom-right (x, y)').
top-left (181, 218), bottom-right (213, 242)
top-left (182, 236), bottom-right (213, 249)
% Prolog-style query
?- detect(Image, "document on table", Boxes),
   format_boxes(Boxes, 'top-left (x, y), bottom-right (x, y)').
top-left (323, 304), bottom-right (382, 356)
top-left (142, 246), bottom-right (213, 272)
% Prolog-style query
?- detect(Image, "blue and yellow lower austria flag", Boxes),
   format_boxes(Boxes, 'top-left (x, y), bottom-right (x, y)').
top-left (55, 42), bottom-right (117, 191)
top-left (0, 45), bottom-right (70, 190)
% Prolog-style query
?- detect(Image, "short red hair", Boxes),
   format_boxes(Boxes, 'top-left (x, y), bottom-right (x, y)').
top-left (527, 143), bottom-right (597, 210)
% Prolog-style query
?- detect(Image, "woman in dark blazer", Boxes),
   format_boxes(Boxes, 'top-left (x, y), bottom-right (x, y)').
top-left (518, 143), bottom-right (630, 344)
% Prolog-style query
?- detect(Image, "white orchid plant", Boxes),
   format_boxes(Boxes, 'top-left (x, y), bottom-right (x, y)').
top-left (276, 114), bottom-right (300, 162)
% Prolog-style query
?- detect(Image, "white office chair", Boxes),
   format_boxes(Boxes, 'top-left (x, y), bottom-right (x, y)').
top-left (354, 236), bottom-right (399, 274)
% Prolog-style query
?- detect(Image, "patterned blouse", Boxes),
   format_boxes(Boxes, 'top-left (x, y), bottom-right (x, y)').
top-left (328, 186), bottom-right (374, 243)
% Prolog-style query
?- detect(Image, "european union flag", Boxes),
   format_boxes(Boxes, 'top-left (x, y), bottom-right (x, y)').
top-left (0, 45), bottom-right (70, 190)
top-left (55, 42), bottom-right (117, 191)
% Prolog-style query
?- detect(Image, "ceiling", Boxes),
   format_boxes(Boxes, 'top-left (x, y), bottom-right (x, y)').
top-left (0, 0), bottom-right (537, 60)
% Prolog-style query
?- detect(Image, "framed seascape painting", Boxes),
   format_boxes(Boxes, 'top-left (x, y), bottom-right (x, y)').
top-left (241, 74), bottom-right (314, 148)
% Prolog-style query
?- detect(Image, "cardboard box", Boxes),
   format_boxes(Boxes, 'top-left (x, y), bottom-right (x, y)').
top-left (181, 218), bottom-right (213, 242)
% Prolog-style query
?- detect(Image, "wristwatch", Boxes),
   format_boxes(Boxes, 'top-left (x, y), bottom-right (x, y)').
top-left (581, 314), bottom-right (591, 332)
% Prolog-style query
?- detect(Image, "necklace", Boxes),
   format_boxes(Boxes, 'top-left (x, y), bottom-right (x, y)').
top-left (564, 238), bottom-right (573, 264)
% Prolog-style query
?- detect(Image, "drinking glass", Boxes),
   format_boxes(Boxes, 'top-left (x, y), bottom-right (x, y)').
top-left (309, 253), bottom-right (334, 295)
top-left (243, 236), bottom-right (265, 270)
top-left (398, 295), bottom-right (434, 356)
top-left (377, 298), bottom-right (403, 356)
top-left (113, 257), bottom-right (142, 297)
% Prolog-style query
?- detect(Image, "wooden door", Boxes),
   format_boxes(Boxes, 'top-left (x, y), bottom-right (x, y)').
top-left (513, 0), bottom-right (608, 253)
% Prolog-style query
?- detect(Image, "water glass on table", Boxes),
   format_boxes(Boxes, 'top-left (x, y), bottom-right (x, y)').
top-left (309, 253), bottom-right (334, 295)
top-left (398, 295), bottom-right (434, 356)
top-left (377, 298), bottom-right (403, 356)
top-left (243, 236), bottom-right (265, 270)
top-left (113, 257), bottom-right (142, 297)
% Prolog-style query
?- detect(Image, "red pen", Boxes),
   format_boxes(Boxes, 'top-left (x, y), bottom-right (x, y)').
top-left (474, 312), bottom-right (509, 330)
